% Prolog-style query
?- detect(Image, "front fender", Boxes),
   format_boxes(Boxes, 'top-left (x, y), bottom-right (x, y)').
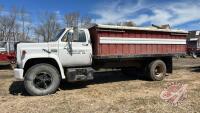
top-left (48, 54), bottom-right (65, 79)
top-left (22, 54), bottom-right (66, 79)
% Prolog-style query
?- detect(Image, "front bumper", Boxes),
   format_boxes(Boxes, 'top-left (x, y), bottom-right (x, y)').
top-left (14, 68), bottom-right (24, 80)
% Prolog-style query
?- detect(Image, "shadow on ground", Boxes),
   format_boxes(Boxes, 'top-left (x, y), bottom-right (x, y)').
top-left (9, 81), bottom-right (29, 96)
top-left (60, 70), bottom-right (144, 90)
top-left (9, 70), bottom-right (144, 96)
top-left (0, 64), bottom-right (12, 70)
top-left (190, 66), bottom-right (200, 72)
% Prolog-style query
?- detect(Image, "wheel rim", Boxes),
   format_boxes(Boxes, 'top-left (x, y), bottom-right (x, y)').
top-left (154, 64), bottom-right (164, 77)
top-left (33, 72), bottom-right (52, 89)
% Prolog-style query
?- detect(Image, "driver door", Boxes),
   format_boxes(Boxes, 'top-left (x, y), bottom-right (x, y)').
top-left (58, 30), bottom-right (92, 67)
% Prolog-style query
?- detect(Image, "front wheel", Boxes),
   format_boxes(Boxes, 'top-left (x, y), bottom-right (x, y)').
top-left (146, 60), bottom-right (166, 81)
top-left (24, 63), bottom-right (61, 96)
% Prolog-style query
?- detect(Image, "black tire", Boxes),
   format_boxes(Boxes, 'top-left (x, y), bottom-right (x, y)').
top-left (24, 63), bottom-right (61, 96)
top-left (146, 60), bottom-right (166, 81)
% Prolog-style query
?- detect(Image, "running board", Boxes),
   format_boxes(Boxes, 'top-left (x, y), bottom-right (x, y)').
top-left (66, 67), bottom-right (94, 82)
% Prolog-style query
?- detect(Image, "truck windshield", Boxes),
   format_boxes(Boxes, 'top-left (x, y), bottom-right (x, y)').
top-left (50, 29), bottom-right (65, 42)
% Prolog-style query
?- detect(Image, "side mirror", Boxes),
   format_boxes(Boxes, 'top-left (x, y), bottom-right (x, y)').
top-left (68, 32), bottom-right (73, 42)
top-left (66, 27), bottom-right (79, 55)
top-left (67, 32), bottom-right (73, 55)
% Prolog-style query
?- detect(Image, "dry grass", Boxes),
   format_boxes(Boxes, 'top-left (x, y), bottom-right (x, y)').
top-left (0, 58), bottom-right (200, 113)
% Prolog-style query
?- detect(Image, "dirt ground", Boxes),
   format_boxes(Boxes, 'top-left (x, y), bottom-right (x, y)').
top-left (0, 57), bottom-right (200, 113)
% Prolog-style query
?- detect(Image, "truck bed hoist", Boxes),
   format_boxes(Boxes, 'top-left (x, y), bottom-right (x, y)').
top-left (14, 24), bottom-right (188, 96)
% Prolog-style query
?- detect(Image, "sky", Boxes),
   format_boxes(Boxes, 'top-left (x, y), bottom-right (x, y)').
top-left (0, 0), bottom-right (200, 30)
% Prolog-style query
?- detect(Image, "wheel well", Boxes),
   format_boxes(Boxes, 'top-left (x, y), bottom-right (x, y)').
top-left (24, 58), bottom-right (61, 76)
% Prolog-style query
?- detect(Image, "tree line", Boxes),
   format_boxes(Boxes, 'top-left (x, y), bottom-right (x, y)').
top-left (0, 5), bottom-right (137, 44)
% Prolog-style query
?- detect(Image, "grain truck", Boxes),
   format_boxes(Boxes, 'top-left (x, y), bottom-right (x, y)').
top-left (14, 24), bottom-right (188, 96)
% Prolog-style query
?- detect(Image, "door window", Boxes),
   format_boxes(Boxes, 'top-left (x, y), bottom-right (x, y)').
top-left (62, 30), bottom-right (86, 42)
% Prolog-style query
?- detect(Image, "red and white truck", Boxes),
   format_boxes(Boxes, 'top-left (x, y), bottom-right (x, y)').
top-left (14, 24), bottom-right (188, 96)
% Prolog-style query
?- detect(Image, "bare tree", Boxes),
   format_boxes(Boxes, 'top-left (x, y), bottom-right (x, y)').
top-left (105, 21), bottom-right (136, 27)
top-left (64, 12), bottom-right (79, 27)
top-left (0, 5), bottom-right (4, 42)
top-left (19, 7), bottom-right (32, 40)
top-left (64, 12), bottom-right (94, 28)
top-left (19, 7), bottom-right (26, 40)
top-left (0, 5), bottom-right (33, 51)
top-left (104, 22), bottom-right (116, 25)
top-left (80, 16), bottom-right (92, 28)
top-left (0, 6), bottom-right (18, 50)
top-left (121, 21), bottom-right (136, 27)
top-left (35, 12), bottom-right (61, 42)
top-left (13, 23), bottom-right (20, 41)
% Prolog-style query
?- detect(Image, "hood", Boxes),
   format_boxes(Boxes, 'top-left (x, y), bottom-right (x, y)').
top-left (16, 42), bottom-right (49, 67)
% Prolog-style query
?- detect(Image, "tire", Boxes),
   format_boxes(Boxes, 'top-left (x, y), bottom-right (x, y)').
top-left (146, 60), bottom-right (166, 81)
top-left (24, 63), bottom-right (61, 96)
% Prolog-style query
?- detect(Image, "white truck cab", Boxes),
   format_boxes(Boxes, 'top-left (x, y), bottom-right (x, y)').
top-left (14, 28), bottom-right (93, 96)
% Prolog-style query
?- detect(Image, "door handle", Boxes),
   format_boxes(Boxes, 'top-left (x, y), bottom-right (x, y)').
top-left (82, 43), bottom-right (88, 46)
top-left (42, 49), bottom-right (51, 54)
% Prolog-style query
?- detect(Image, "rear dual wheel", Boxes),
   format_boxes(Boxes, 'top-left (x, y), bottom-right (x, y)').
top-left (122, 60), bottom-right (166, 81)
top-left (146, 60), bottom-right (166, 81)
